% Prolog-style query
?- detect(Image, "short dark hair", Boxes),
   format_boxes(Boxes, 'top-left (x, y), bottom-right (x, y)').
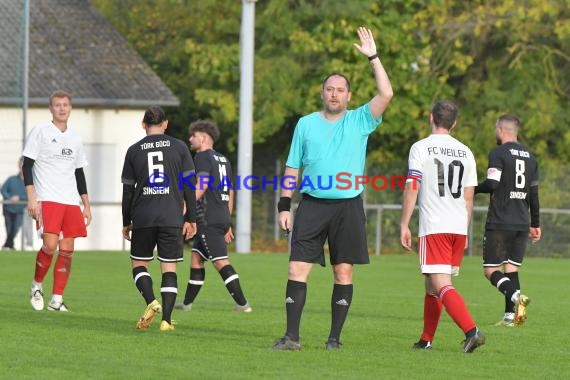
top-left (431, 100), bottom-right (458, 130)
top-left (49, 90), bottom-right (72, 106)
top-left (497, 114), bottom-right (520, 129)
top-left (142, 106), bottom-right (167, 126)
top-left (322, 72), bottom-right (351, 92)
top-left (189, 120), bottom-right (220, 142)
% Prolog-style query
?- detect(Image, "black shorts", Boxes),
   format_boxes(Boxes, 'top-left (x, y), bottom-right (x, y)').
top-left (482, 229), bottom-right (528, 267)
top-left (290, 194), bottom-right (369, 266)
top-left (192, 224), bottom-right (230, 262)
top-left (130, 227), bottom-right (184, 263)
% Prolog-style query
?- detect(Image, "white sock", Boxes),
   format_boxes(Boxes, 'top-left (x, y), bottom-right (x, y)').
top-left (32, 280), bottom-right (42, 290)
top-left (52, 294), bottom-right (63, 304)
top-left (510, 290), bottom-right (520, 304)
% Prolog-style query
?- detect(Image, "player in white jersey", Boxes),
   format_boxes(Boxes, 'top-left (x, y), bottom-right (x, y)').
top-left (22, 90), bottom-right (91, 312)
top-left (400, 100), bottom-right (485, 353)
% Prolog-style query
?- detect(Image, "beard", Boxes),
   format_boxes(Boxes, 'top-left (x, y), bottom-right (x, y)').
top-left (324, 102), bottom-right (345, 115)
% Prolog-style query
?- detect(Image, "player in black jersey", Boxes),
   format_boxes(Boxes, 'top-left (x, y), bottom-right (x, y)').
top-left (175, 120), bottom-right (251, 312)
top-left (476, 114), bottom-right (541, 326)
top-left (121, 106), bottom-right (197, 331)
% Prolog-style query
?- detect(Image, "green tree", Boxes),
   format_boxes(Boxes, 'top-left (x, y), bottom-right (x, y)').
top-left (92, 0), bottom-right (570, 210)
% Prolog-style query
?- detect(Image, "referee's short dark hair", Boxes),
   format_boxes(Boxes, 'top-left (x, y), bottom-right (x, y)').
top-left (189, 120), bottom-right (220, 142)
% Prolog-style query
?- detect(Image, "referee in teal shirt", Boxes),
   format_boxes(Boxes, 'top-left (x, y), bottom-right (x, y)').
top-left (272, 26), bottom-right (394, 351)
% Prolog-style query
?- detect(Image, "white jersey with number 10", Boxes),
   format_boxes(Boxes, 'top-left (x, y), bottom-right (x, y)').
top-left (406, 134), bottom-right (477, 237)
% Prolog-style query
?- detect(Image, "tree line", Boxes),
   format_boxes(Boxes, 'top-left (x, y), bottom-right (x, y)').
top-left (93, 0), bottom-right (570, 208)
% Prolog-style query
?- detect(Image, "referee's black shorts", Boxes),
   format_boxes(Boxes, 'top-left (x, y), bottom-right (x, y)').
top-left (290, 193), bottom-right (369, 266)
top-left (130, 226), bottom-right (184, 263)
top-left (482, 229), bottom-right (528, 267)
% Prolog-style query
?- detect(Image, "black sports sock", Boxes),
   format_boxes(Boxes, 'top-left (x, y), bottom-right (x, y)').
top-left (489, 271), bottom-right (517, 299)
top-left (328, 284), bottom-right (353, 341)
top-left (505, 272), bottom-right (520, 313)
top-left (183, 268), bottom-right (205, 304)
top-left (465, 327), bottom-right (477, 338)
top-left (285, 280), bottom-right (307, 342)
top-left (132, 266), bottom-right (155, 304)
top-left (161, 272), bottom-right (177, 323)
top-left (219, 265), bottom-right (247, 306)
top-left (505, 271), bottom-right (520, 289)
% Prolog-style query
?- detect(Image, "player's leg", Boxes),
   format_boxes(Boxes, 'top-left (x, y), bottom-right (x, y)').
top-left (507, 231), bottom-right (530, 325)
top-left (206, 224), bottom-right (250, 310)
top-left (176, 250), bottom-right (205, 310)
top-left (213, 258), bottom-right (251, 311)
top-left (30, 201), bottom-right (65, 310)
top-left (158, 262), bottom-right (177, 330)
top-left (412, 273), bottom-right (442, 349)
top-left (424, 234), bottom-right (484, 352)
top-left (413, 236), bottom-right (444, 348)
top-left (47, 204), bottom-right (88, 311)
top-left (48, 236), bottom-right (75, 311)
top-left (131, 227), bottom-right (161, 329)
top-left (30, 232), bottom-right (58, 310)
top-left (483, 230), bottom-right (519, 325)
top-left (156, 227), bottom-right (184, 330)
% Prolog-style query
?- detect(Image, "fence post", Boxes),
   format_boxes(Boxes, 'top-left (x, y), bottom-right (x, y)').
top-left (375, 206), bottom-right (382, 256)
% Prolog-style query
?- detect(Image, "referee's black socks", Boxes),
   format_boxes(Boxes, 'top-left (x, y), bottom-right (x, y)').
top-left (329, 284), bottom-right (353, 341)
top-left (285, 280), bottom-right (307, 342)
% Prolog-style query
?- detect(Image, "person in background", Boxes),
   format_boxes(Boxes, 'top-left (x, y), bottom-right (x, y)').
top-left (1, 157), bottom-right (27, 250)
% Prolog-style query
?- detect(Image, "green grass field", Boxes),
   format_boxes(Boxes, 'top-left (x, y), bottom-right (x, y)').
top-left (1, 251), bottom-right (569, 379)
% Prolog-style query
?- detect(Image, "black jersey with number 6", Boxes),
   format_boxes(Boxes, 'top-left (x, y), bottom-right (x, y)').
top-left (484, 142), bottom-right (539, 231)
top-left (194, 149), bottom-right (233, 227)
top-left (121, 134), bottom-right (195, 229)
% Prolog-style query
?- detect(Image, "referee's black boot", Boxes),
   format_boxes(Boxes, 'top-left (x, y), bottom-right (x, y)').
top-left (325, 338), bottom-right (342, 350)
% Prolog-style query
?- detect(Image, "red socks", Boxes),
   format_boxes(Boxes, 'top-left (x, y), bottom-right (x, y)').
top-left (53, 250), bottom-right (73, 295)
top-left (421, 293), bottom-right (443, 342)
top-left (439, 285), bottom-right (476, 333)
top-left (34, 247), bottom-right (54, 283)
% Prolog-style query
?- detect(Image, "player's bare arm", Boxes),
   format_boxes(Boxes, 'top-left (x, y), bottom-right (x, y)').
top-left (25, 185), bottom-right (39, 220)
top-left (81, 194), bottom-right (92, 226)
top-left (183, 222), bottom-right (196, 240)
top-left (400, 182), bottom-right (419, 251)
top-left (122, 225), bottom-right (132, 241)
